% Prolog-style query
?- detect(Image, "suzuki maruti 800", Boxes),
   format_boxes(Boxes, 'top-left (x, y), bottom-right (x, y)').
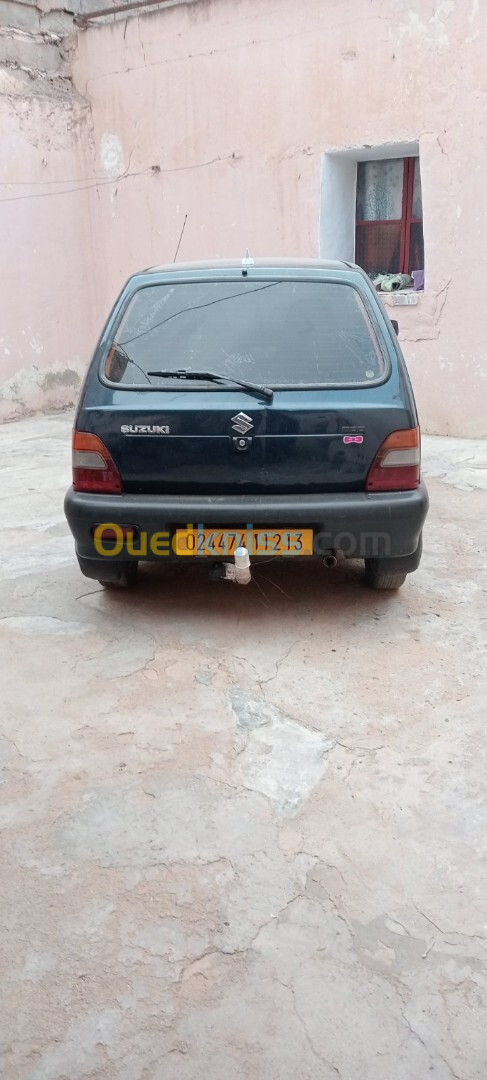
top-left (65, 259), bottom-right (428, 590)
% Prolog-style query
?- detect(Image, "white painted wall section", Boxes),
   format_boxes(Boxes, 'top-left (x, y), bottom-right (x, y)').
top-left (320, 155), bottom-right (357, 263)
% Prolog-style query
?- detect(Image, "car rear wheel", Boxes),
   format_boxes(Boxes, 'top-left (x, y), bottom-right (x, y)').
top-left (364, 533), bottom-right (422, 590)
top-left (364, 565), bottom-right (407, 590)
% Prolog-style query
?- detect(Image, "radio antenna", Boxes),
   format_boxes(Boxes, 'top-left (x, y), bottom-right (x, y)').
top-left (173, 214), bottom-right (188, 262)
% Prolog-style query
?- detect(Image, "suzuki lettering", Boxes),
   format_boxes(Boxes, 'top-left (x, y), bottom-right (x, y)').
top-left (121, 425), bottom-right (170, 435)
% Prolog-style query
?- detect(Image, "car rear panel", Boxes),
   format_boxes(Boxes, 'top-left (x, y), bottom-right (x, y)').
top-left (76, 386), bottom-right (414, 495)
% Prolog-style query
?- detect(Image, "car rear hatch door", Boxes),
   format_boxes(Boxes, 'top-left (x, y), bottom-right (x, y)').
top-left (85, 272), bottom-right (415, 495)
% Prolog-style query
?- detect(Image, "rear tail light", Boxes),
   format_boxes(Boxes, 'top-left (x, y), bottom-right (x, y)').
top-left (72, 432), bottom-right (123, 493)
top-left (366, 427), bottom-right (420, 492)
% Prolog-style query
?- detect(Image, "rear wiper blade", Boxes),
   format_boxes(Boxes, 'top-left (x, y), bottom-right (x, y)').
top-left (147, 369), bottom-right (274, 400)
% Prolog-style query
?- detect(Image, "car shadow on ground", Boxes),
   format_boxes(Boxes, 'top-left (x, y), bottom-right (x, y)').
top-left (82, 556), bottom-right (409, 628)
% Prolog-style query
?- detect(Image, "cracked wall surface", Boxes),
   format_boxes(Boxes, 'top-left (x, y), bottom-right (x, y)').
top-left (1, 0), bottom-right (487, 432)
top-left (0, 413), bottom-right (486, 1077)
top-left (0, 0), bottom-right (96, 420)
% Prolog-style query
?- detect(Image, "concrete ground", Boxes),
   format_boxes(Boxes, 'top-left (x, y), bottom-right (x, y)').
top-left (0, 413), bottom-right (486, 1080)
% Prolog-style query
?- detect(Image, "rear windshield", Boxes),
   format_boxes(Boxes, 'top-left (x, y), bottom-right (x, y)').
top-left (105, 279), bottom-right (386, 388)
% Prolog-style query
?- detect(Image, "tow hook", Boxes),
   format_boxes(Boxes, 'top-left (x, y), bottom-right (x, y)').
top-left (209, 546), bottom-right (252, 585)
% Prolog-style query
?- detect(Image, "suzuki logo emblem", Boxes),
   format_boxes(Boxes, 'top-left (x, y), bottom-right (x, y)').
top-left (231, 412), bottom-right (254, 435)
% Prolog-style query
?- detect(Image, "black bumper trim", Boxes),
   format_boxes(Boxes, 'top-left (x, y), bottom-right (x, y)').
top-left (65, 482), bottom-right (428, 562)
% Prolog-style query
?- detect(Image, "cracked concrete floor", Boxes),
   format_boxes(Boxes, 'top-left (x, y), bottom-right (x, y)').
top-left (0, 413), bottom-right (486, 1080)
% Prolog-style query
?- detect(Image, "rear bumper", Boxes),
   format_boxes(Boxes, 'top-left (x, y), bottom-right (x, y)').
top-left (64, 482), bottom-right (429, 562)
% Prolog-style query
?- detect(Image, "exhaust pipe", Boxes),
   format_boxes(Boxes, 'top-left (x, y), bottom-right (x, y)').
top-left (323, 554), bottom-right (337, 569)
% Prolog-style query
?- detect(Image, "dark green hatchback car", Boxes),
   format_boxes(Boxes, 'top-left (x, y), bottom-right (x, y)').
top-left (65, 258), bottom-right (428, 589)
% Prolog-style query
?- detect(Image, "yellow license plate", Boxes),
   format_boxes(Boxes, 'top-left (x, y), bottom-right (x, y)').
top-left (174, 528), bottom-right (313, 556)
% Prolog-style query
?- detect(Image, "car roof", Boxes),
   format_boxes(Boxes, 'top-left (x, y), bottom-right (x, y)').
top-left (144, 257), bottom-right (356, 274)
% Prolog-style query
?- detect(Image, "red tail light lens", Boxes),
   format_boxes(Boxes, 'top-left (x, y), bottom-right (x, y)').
top-left (366, 427), bottom-right (420, 492)
top-left (72, 432), bottom-right (123, 493)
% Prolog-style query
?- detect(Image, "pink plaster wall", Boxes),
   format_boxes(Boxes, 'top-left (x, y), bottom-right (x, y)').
top-left (1, 0), bottom-right (486, 434)
top-left (0, 90), bottom-right (97, 419)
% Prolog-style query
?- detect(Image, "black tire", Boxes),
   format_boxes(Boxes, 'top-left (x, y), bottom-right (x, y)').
top-left (364, 567), bottom-right (407, 590)
top-left (364, 533), bottom-right (422, 591)
top-left (98, 562), bottom-right (139, 589)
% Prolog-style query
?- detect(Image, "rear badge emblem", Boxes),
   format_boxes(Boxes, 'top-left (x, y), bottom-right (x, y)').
top-left (343, 435), bottom-right (363, 444)
top-left (231, 412), bottom-right (254, 435)
top-left (121, 424), bottom-right (170, 435)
